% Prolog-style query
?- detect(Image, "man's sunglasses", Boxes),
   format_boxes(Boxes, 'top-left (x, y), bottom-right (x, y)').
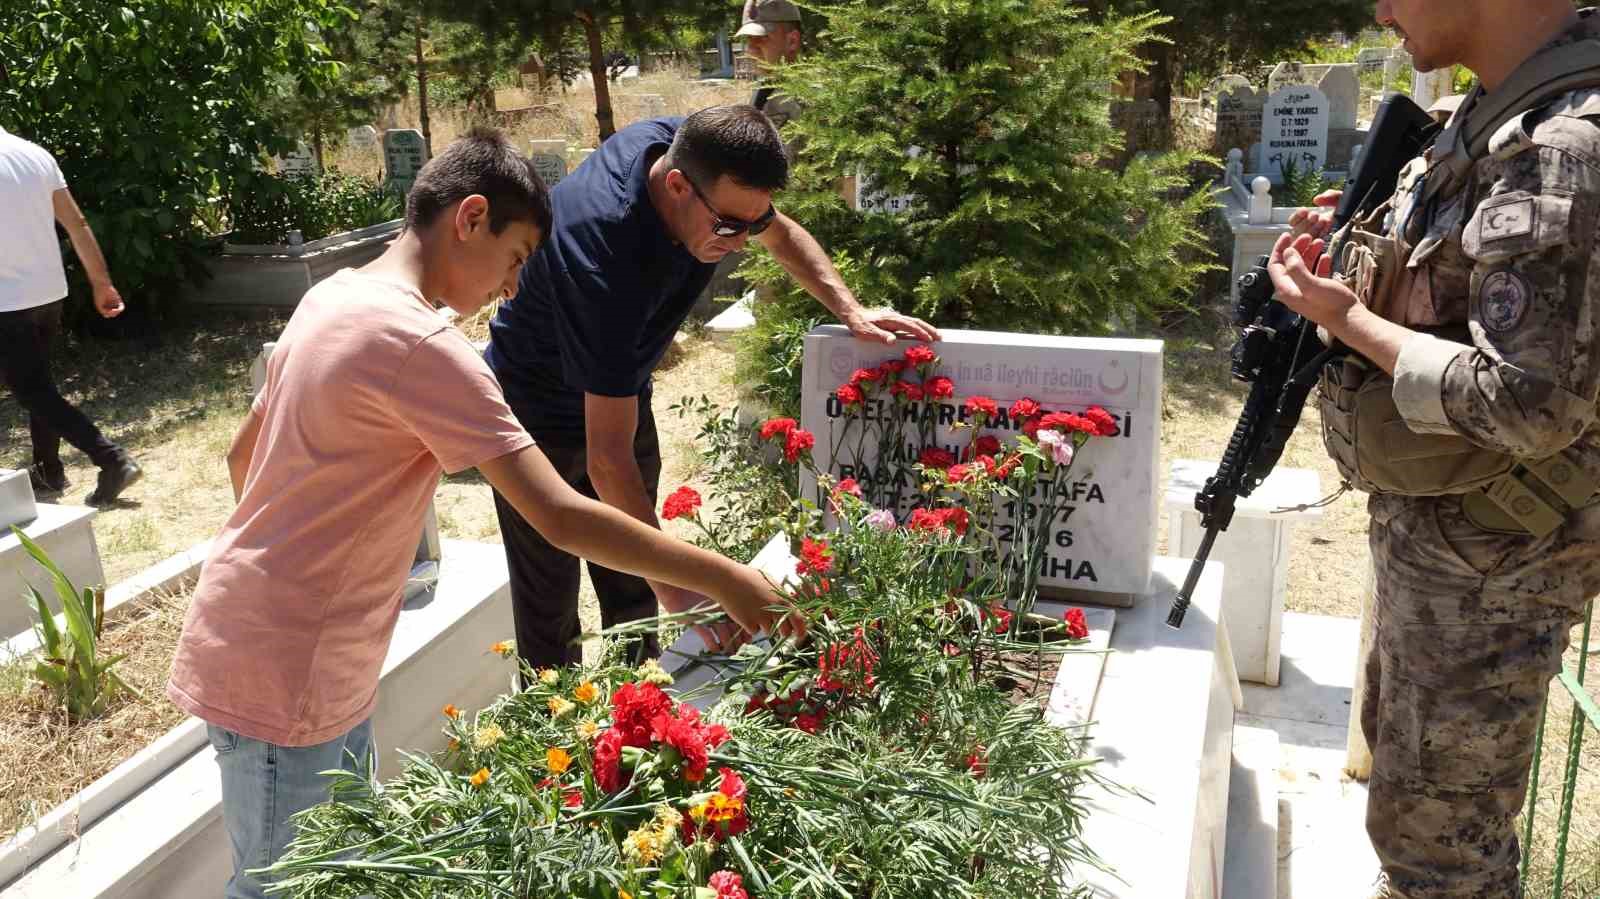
top-left (685, 174), bottom-right (777, 238)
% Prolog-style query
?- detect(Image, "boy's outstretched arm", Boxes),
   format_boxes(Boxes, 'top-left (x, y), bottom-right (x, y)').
top-left (477, 444), bottom-right (802, 641)
top-left (227, 407), bottom-right (264, 503)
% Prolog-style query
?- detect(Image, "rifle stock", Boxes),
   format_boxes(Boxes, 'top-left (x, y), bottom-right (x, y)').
top-left (1166, 96), bottom-right (1435, 629)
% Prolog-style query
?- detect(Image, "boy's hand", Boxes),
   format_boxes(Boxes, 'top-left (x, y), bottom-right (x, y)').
top-left (656, 583), bottom-right (744, 653)
top-left (721, 564), bottom-right (806, 643)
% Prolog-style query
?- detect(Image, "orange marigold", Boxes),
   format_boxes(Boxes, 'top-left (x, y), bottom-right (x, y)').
top-left (469, 767), bottom-right (491, 787)
top-left (573, 681), bottom-right (599, 703)
top-left (443, 703), bottom-right (461, 720)
top-left (546, 747), bottom-right (573, 775)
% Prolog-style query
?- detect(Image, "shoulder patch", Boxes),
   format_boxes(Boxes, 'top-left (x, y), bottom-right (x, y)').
top-left (1479, 270), bottom-right (1534, 333)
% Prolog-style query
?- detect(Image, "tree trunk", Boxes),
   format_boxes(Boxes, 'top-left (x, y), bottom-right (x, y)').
top-left (312, 128), bottom-right (325, 172)
top-left (577, 10), bottom-right (616, 141)
top-left (415, 11), bottom-right (433, 157)
top-left (1148, 40), bottom-right (1174, 128)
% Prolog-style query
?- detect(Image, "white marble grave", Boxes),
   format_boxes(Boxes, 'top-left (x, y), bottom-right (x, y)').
top-left (0, 468), bottom-right (36, 530)
top-left (348, 125), bottom-right (378, 150)
top-left (1260, 85), bottom-right (1330, 180)
top-left (1166, 459), bottom-right (1325, 686)
top-left (799, 326), bottom-right (1163, 604)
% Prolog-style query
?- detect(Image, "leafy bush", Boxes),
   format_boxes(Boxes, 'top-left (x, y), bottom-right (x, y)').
top-left (228, 170), bottom-right (402, 245)
top-left (11, 527), bottom-right (135, 721)
top-left (731, 313), bottom-right (821, 421)
top-left (0, 0), bottom-right (352, 322)
top-left (736, 0), bottom-right (1219, 389)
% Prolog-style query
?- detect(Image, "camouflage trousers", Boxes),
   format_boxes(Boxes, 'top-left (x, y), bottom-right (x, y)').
top-left (1361, 493), bottom-right (1598, 899)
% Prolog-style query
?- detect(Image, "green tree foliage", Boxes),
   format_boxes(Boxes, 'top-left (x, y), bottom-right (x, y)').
top-left (0, 0), bottom-right (352, 323)
top-left (739, 0), bottom-right (1218, 414)
top-left (1085, 0), bottom-right (1376, 114)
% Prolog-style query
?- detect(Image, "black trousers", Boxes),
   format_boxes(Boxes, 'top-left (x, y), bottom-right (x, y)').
top-left (0, 301), bottom-right (120, 472)
top-left (492, 398), bottom-right (662, 671)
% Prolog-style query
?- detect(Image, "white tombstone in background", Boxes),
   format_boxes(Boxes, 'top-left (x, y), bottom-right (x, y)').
top-left (1412, 67), bottom-right (1455, 112)
top-left (348, 125), bottom-right (379, 150)
top-left (383, 129), bottom-right (428, 196)
top-left (529, 139), bottom-right (569, 188)
top-left (276, 142), bottom-right (318, 178)
top-left (799, 326), bottom-right (1163, 605)
top-left (1215, 81), bottom-right (1266, 154)
top-left (1260, 85), bottom-right (1330, 179)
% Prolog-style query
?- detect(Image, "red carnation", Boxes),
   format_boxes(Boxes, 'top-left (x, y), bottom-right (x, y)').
top-left (919, 446), bottom-right (957, 470)
top-left (609, 682), bottom-right (674, 747)
top-left (835, 477), bottom-right (864, 498)
top-left (796, 536), bottom-right (834, 576)
top-left (661, 485), bottom-right (702, 521)
top-left (965, 395), bottom-right (999, 422)
top-left (946, 463), bottom-right (974, 483)
top-left (966, 745), bottom-right (988, 778)
top-left (1085, 406), bottom-right (1117, 436)
top-left (924, 376), bottom-right (955, 399)
top-left (990, 605), bottom-right (1013, 635)
top-left (850, 367), bottom-right (883, 385)
top-left (710, 870), bottom-right (750, 899)
top-left (652, 711), bottom-right (711, 783)
top-left (784, 427), bottom-right (816, 463)
top-left (794, 711), bottom-right (824, 734)
top-left (1040, 411), bottom-right (1097, 435)
top-left (1022, 417), bottom-right (1042, 439)
top-left (1065, 607), bottom-right (1090, 640)
top-left (836, 383), bottom-right (865, 407)
top-left (974, 435), bottom-right (1002, 458)
top-left (1009, 398), bottom-right (1041, 420)
top-left (940, 506), bottom-right (970, 536)
top-left (879, 359), bottom-right (909, 377)
top-left (593, 728), bottom-right (625, 793)
top-left (759, 417), bottom-right (797, 440)
top-left (904, 345), bottom-right (938, 367)
top-left (891, 380), bottom-right (925, 402)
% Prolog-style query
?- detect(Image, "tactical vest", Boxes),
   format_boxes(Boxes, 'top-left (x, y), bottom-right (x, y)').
top-left (1318, 35), bottom-right (1600, 536)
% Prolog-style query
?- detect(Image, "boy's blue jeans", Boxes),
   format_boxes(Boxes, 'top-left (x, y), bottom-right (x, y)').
top-left (208, 719), bottom-right (374, 899)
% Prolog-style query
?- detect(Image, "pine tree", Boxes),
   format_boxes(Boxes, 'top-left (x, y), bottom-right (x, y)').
top-left (741, 0), bottom-right (1218, 341)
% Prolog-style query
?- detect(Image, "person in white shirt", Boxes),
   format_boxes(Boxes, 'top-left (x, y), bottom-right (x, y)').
top-left (0, 124), bottom-right (141, 505)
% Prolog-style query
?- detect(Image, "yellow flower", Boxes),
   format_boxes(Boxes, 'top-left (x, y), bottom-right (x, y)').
top-left (689, 801), bottom-right (709, 824)
top-left (573, 681), bottom-right (599, 704)
top-left (621, 816), bottom-right (676, 866)
top-left (636, 657), bottom-right (675, 686)
top-left (548, 696), bottom-right (576, 718)
top-left (620, 892), bottom-right (634, 899)
top-left (546, 747), bottom-right (573, 775)
top-left (576, 720), bottom-right (600, 741)
top-left (442, 704), bottom-right (461, 720)
top-left (654, 804), bottom-right (683, 830)
top-left (469, 767), bottom-right (491, 787)
top-left (538, 668), bottom-right (560, 686)
top-left (489, 640), bottom-right (516, 658)
top-left (473, 724), bottom-right (505, 751)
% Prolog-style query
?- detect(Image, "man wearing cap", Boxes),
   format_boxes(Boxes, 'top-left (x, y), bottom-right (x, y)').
top-left (738, 0), bottom-right (806, 151)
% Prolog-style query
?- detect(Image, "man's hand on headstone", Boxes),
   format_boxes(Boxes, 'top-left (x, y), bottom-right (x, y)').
top-left (1288, 190), bottom-right (1342, 240)
top-left (845, 307), bottom-right (941, 344)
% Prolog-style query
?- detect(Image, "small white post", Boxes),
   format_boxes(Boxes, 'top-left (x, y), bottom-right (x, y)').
top-left (1249, 176), bottom-right (1273, 225)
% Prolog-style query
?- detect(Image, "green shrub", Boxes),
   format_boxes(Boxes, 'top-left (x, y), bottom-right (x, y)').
top-left (229, 170), bottom-right (403, 245)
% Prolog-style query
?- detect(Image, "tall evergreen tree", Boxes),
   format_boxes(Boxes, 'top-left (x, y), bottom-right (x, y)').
top-left (741, 0), bottom-right (1217, 342)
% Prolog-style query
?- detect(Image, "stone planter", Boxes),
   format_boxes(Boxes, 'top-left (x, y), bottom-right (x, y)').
top-left (1, 503), bottom-right (105, 645)
top-left (0, 539), bottom-right (513, 899)
top-left (185, 219), bottom-right (403, 308)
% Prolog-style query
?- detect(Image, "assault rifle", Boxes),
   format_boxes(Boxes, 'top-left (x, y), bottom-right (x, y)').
top-left (1166, 95), bottom-right (1437, 628)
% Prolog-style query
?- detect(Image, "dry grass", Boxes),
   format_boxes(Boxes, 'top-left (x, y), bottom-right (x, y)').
top-left (1520, 639), bottom-right (1600, 899)
top-left (0, 586), bottom-right (192, 843)
top-left (325, 67), bottom-right (751, 179)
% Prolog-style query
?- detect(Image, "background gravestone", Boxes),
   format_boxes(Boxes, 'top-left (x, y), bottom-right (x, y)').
top-left (383, 129), bottom-right (428, 196)
top-left (348, 125), bottom-right (379, 151)
top-left (1260, 85), bottom-right (1330, 179)
top-left (1305, 64), bottom-right (1361, 130)
top-left (1268, 62), bottom-right (1308, 94)
top-left (276, 142), bottom-right (317, 178)
top-left (1214, 82), bottom-right (1265, 155)
top-left (528, 139), bottom-right (568, 188)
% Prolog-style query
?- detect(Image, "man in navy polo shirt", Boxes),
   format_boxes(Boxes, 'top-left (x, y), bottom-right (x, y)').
top-left (487, 105), bottom-right (937, 670)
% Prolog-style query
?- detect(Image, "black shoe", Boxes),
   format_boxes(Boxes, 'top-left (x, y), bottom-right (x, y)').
top-left (28, 463), bottom-right (69, 497)
top-left (86, 458), bottom-right (142, 507)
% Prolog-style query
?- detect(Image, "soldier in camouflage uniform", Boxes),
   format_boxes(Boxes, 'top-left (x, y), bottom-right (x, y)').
top-left (1273, 3), bottom-right (1600, 897)
top-left (737, 0), bottom-right (806, 159)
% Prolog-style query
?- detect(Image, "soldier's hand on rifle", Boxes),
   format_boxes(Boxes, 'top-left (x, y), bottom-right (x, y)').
top-left (1288, 190), bottom-right (1343, 240)
top-left (1267, 232), bottom-right (1359, 328)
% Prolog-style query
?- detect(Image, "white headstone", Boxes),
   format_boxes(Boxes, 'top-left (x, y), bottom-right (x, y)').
top-left (1411, 67), bottom-right (1455, 112)
top-left (383, 129), bottom-right (428, 195)
top-left (1268, 62), bottom-right (1308, 94)
top-left (348, 125), bottom-right (379, 150)
top-left (276, 142), bottom-right (317, 178)
top-left (799, 326), bottom-right (1164, 601)
top-left (1356, 48), bottom-right (1391, 75)
top-left (1308, 64), bottom-right (1361, 130)
top-left (1261, 85), bottom-right (1330, 180)
top-left (528, 139), bottom-right (568, 188)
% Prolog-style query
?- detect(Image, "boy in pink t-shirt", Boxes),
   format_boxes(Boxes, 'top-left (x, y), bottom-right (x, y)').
top-left (167, 129), bottom-right (790, 899)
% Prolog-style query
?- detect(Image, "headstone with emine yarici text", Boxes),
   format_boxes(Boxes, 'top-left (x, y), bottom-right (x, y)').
top-left (798, 325), bottom-right (1163, 606)
top-left (1260, 85), bottom-right (1329, 180)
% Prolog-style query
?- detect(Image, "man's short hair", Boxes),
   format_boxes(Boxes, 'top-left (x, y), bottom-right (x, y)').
top-left (406, 127), bottom-right (553, 236)
top-left (662, 106), bottom-right (789, 193)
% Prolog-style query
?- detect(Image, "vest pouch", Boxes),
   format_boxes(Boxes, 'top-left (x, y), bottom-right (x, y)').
top-left (1319, 357), bottom-right (1517, 495)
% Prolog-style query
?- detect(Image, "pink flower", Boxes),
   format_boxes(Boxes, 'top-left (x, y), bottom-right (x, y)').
top-left (864, 509), bottom-right (897, 531)
top-left (710, 870), bottom-right (749, 899)
top-left (1036, 429), bottom-right (1075, 466)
